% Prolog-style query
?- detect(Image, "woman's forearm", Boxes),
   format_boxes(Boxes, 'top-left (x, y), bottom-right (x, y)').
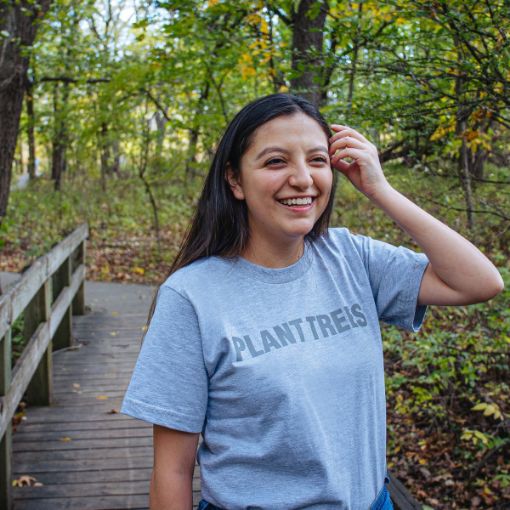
top-left (371, 184), bottom-right (504, 304)
top-left (149, 469), bottom-right (193, 510)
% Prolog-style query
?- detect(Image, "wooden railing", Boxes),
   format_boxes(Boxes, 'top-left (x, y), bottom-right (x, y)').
top-left (0, 223), bottom-right (88, 509)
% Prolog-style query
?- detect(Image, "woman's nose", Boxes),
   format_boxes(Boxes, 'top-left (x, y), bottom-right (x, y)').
top-left (288, 162), bottom-right (314, 189)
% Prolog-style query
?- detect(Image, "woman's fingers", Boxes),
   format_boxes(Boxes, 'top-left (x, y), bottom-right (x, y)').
top-left (331, 147), bottom-right (365, 166)
top-left (329, 135), bottom-right (366, 156)
top-left (330, 124), bottom-right (371, 145)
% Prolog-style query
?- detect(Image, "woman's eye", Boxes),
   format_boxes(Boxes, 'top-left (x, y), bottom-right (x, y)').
top-left (266, 158), bottom-right (285, 166)
top-left (312, 156), bottom-right (329, 164)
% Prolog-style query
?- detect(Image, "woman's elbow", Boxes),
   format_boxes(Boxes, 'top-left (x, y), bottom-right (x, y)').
top-left (473, 270), bottom-right (505, 303)
top-left (487, 272), bottom-right (505, 299)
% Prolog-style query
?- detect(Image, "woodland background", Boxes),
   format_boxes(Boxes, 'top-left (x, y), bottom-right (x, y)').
top-left (0, 1), bottom-right (509, 508)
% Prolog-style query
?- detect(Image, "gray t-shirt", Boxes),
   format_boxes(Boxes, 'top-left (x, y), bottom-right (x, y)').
top-left (121, 228), bottom-right (429, 509)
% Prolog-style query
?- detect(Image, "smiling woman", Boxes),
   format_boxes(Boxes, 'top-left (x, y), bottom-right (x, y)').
top-left (119, 94), bottom-right (503, 510)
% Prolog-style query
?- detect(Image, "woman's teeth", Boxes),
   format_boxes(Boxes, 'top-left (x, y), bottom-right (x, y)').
top-left (279, 197), bottom-right (313, 206)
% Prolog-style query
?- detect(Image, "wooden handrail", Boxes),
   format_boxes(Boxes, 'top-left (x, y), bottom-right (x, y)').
top-left (0, 223), bottom-right (88, 509)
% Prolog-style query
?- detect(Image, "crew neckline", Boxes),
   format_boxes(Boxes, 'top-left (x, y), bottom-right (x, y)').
top-left (229, 239), bottom-right (313, 284)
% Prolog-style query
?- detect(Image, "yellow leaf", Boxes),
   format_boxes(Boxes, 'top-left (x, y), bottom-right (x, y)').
top-left (110, 331), bottom-right (118, 336)
top-left (473, 430), bottom-right (489, 445)
top-left (60, 436), bottom-right (72, 442)
top-left (96, 395), bottom-right (109, 400)
top-left (132, 266), bottom-right (145, 275)
top-left (260, 18), bottom-right (269, 35)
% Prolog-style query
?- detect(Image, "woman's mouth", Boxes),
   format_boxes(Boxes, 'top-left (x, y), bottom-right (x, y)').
top-left (277, 196), bottom-right (315, 207)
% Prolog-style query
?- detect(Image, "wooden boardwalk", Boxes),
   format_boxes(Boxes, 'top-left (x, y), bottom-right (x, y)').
top-left (11, 281), bottom-right (201, 510)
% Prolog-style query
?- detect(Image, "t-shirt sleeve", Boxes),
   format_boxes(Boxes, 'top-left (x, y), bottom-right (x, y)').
top-left (120, 285), bottom-right (208, 433)
top-left (350, 233), bottom-right (429, 332)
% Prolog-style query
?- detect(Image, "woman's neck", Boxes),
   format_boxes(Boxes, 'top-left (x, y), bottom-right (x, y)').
top-left (241, 234), bottom-right (305, 269)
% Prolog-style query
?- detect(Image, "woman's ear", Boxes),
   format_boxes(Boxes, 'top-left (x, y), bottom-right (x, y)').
top-left (226, 164), bottom-right (245, 200)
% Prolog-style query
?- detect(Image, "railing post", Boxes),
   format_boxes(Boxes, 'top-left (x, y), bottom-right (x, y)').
top-left (52, 257), bottom-right (73, 351)
top-left (0, 328), bottom-right (13, 510)
top-left (25, 280), bottom-right (53, 406)
top-left (72, 241), bottom-right (86, 316)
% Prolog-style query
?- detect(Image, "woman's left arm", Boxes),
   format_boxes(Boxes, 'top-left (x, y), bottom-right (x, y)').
top-left (329, 124), bottom-right (504, 306)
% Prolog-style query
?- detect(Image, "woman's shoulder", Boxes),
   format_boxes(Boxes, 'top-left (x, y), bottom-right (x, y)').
top-left (316, 227), bottom-right (365, 250)
top-left (313, 227), bottom-right (378, 263)
top-left (161, 256), bottom-right (233, 296)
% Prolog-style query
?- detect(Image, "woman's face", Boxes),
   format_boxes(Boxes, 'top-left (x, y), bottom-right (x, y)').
top-left (229, 112), bottom-right (333, 248)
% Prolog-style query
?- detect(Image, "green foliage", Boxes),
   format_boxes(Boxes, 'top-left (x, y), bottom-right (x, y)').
top-left (11, 313), bottom-right (25, 368)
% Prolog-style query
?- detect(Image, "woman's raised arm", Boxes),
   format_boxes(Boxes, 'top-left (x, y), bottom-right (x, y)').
top-left (329, 125), bottom-right (504, 306)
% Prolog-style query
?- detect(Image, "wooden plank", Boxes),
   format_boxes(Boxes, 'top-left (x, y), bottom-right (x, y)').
top-left (25, 280), bottom-right (52, 406)
top-left (0, 422), bottom-right (12, 510)
top-left (71, 242), bottom-right (86, 316)
top-left (52, 258), bottom-right (73, 351)
top-left (12, 494), bottom-right (150, 510)
top-left (388, 472), bottom-right (422, 510)
top-left (14, 480), bottom-right (152, 499)
top-left (13, 420), bottom-right (148, 435)
top-left (14, 446), bottom-right (153, 462)
top-left (13, 454), bottom-right (154, 473)
top-left (13, 435), bottom-right (153, 452)
top-left (12, 407), bottom-right (134, 421)
top-left (13, 426), bottom-right (151, 442)
top-left (51, 385), bottom-right (128, 394)
top-left (12, 467), bottom-right (153, 485)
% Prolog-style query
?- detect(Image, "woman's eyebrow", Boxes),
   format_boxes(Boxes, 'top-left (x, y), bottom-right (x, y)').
top-left (255, 147), bottom-right (290, 160)
top-left (255, 145), bottom-right (329, 160)
top-left (309, 146), bottom-right (329, 155)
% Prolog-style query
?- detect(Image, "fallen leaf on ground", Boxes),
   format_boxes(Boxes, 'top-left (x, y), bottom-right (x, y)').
top-left (12, 475), bottom-right (42, 487)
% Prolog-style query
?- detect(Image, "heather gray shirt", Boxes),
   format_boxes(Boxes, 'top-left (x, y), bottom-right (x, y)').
top-left (121, 228), bottom-right (429, 509)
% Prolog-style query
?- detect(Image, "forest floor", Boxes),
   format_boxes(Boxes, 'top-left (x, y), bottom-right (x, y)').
top-left (1, 164), bottom-right (509, 509)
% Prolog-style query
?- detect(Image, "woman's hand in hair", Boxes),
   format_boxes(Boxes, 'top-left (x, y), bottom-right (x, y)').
top-left (329, 125), bottom-right (390, 200)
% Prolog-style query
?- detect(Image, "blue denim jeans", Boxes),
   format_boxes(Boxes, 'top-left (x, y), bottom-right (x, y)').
top-left (197, 475), bottom-right (394, 509)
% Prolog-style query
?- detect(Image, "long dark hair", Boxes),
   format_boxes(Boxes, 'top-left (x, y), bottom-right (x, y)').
top-left (143, 93), bottom-right (338, 335)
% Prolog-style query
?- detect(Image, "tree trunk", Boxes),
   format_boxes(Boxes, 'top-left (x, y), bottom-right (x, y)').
top-left (26, 80), bottom-right (37, 179)
top-left (458, 126), bottom-right (475, 230)
top-left (290, 0), bottom-right (328, 107)
top-left (51, 81), bottom-right (69, 191)
top-left (0, 0), bottom-right (52, 225)
top-left (467, 146), bottom-right (486, 183)
top-left (112, 139), bottom-right (121, 176)
top-left (100, 122), bottom-right (112, 176)
top-left (347, 2), bottom-right (363, 115)
top-left (185, 81), bottom-right (210, 177)
top-left (454, 39), bottom-right (474, 229)
top-left (138, 114), bottom-right (161, 258)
